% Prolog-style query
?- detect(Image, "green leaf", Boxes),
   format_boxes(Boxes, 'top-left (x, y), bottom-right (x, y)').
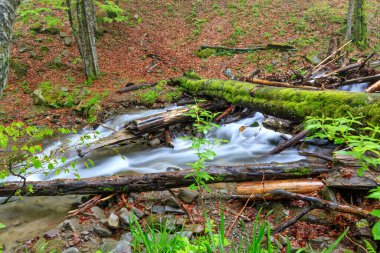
top-left (0, 223), bottom-right (6, 229)
top-left (372, 222), bottom-right (380, 240)
top-left (370, 210), bottom-right (380, 218)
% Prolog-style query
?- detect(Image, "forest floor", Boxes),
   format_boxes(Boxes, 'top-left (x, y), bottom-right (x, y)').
top-left (0, 0), bottom-right (380, 252)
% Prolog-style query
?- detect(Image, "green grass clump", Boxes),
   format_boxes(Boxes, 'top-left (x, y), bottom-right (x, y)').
top-left (139, 90), bottom-right (159, 106)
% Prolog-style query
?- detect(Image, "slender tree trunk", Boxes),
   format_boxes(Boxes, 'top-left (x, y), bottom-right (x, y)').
top-left (345, 0), bottom-right (355, 41)
top-left (66, 0), bottom-right (99, 79)
top-left (0, 0), bottom-right (21, 99)
top-left (353, 0), bottom-right (368, 49)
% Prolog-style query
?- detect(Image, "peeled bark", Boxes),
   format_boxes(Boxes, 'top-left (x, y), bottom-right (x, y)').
top-left (0, 161), bottom-right (330, 196)
top-left (174, 76), bottom-right (380, 125)
top-left (0, 0), bottom-right (21, 98)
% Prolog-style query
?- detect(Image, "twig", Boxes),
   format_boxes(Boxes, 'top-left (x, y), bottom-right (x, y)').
top-left (226, 190), bottom-right (254, 237)
top-left (215, 105), bottom-right (235, 122)
top-left (273, 205), bottom-right (316, 234)
top-left (313, 41), bottom-right (351, 71)
top-left (358, 52), bottom-right (376, 71)
top-left (345, 235), bottom-right (368, 253)
top-left (299, 151), bottom-right (333, 162)
top-left (269, 130), bottom-right (309, 155)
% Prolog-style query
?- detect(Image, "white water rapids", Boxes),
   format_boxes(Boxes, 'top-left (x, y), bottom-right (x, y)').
top-left (15, 106), bottom-right (307, 181)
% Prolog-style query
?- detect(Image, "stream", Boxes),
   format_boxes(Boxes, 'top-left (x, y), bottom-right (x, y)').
top-left (0, 82), bottom-right (367, 249)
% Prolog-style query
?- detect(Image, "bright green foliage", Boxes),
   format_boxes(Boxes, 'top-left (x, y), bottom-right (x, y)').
top-left (96, 0), bottom-right (130, 23)
top-left (305, 115), bottom-right (380, 176)
top-left (138, 90), bottom-right (159, 106)
top-left (0, 122), bottom-right (98, 189)
top-left (305, 115), bottom-right (380, 241)
top-left (184, 104), bottom-right (224, 193)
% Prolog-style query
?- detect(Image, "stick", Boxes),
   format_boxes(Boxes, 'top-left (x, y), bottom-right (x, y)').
top-left (313, 41), bottom-right (351, 71)
top-left (273, 205), bottom-right (316, 234)
top-left (270, 190), bottom-right (371, 217)
top-left (331, 74), bottom-right (380, 89)
top-left (215, 105), bottom-right (235, 122)
top-left (269, 130), bottom-right (309, 155)
top-left (299, 151), bottom-right (333, 162)
top-left (116, 82), bottom-right (158, 94)
top-left (365, 80), bottom-right (380, 93)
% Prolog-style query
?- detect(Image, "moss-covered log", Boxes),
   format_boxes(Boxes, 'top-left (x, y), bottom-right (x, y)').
top-left (0, 161), bottom-right (329, 196)
top-left (174, 76), bottom-right (380, 124)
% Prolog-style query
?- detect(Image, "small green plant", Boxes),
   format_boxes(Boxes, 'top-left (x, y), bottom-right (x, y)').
top-left (264, 64), bottom-right (274, 73)
top-left (138, 90), bottom-right (159, 106)
top-left (96, 0), bottom-right (130, 23)
top-left (164, 88), bottom-right (183, 103)
top-left (192, 18), bottom-right (208, 37)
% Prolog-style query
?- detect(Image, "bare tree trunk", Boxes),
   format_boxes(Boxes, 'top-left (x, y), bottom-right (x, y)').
top-left (345, 0), bottom-right (355, 41)
top-left (66, 0), bottom-right (99, 79)
top-left (0, 0), bottom-right (21, 99)
top-left (353, 0), bottom-right (368, 49)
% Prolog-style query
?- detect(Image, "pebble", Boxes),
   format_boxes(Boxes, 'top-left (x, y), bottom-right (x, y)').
top-left (131, 206), bottom-right (145, 218)
top-left (120, 211), bottom-right (133, 225)
top-left (178, 189), bottom-right (199, 204)
top-left (44, 229), bottom-right (60, 239)
top-left (164, 205), bottom-right (185, 215)
top-left (120, 232), bottom-right (133, 243)
top-left (163, 196), bottom-right (181, 208)
top-left (63, 218), bottom-right (80, 231)
top-left (91, 206), bottom-right (106, 220)
top-left (185, 224), bottom-right (204, 234)
top-left (108, 213), bottom-right (120, 229)
top-left (152, 205), bottom-right (165, 214)
top-left (94, 225), bottom-right (113, 238)
top-left (62, 247), bottom-right (81, 253)
top-left (148, 138), bottom-right (161, 146)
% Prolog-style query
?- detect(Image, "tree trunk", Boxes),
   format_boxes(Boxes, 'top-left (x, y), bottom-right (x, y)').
top-left (353, 0), bottom-right (368, 49)
top-left (0, 161), bottom-right (330, 196)
top-left (0, 0), bottom-right (21, 99)
top-left (66, 0), bottom-right (99, 79)
top-left (345, 0), bottom-right (355, 41)
top-left (173, 76), bottom-right (380, 125)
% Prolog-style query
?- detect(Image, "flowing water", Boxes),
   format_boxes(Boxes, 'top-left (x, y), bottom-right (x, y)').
top-left (0, 106), bottom-right (318, 249)
top-left (338, 82), bottom-right (369, 92)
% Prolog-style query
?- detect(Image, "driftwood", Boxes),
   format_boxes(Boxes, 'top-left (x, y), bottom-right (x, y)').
top-left (215, 105), bottom-right (235, 122)
top-left (331, 73), bottom-right (380, 89)
top-left (365, 80), bottom-right (380, 93)
top-left (77, 102), bottom-right (226, 157)
top-left (116, 82), bottom-right (158, 93)
top-left (326, 169), bottom-right (380, 190)
top-left (269, 130), bottom-right (309, 155)
top-left (236, 179), bottom-right (324, 199)
top-left (174, 76), bottom-right (380, 125)
top-left (0, 161), bottom-right (331, 196)
top-left (164, 128), bottom-right (174, 148)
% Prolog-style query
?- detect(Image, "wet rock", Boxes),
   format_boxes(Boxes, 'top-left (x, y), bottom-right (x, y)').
top-left (131, 206), bottom-right (145, 218)
top-left (44, 229), bottom-right (60, 239)
top-left (63, 218), bottom-right (80, 231)
top-left (94, 225), bottom-right (113, 238)
top-left (108, 213), bottom-right (120, 229)
top-left (152, 205), bottom-right (165, 214)
top-left (165, 205), bottom-right (185, 215)
top-left (163, 196), bottom-right (181, 208)
top-left (178, 189), bottom-right (199, 204)
top-left (148, 138), bottom-right (161, 146)
top-left (166, 166), bottom-right (181, 172)
top-left (91, 206), bottom-right (106, 220)
top-left (262, 116), bottom-right (296, 133)
top-left (62, 247), bottom-right (81, 253)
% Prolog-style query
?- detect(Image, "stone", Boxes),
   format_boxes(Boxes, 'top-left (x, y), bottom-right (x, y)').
top-left (131, 206), bottom-right (145, 218)
top-left (186, 224), bottom-right (204, 234)
top-left (91, 206), bottom-right (106, 220)
top-left (100, 239), bottom-right (118, 253)
top-left (108, 213), bottom-right (120, 229)
top-left (62, 247), bottom-right (81, 253)
top-left (178, 189), bottom-right (199, 204)
top-left (63, 218), bottom-right (80, 231)
top-left (148, 138), bottom-right (161, 146)
top-left (44, 229), bottom-right (60, 239)
top-left (164, 205), bottom-right (185, 215)
top-left (94, 225), bottom-right (113, 238)
top-left (152, 205), bottom-right (165, 214)
top-left (175, 217), bottom-right (187, 226)
top-left (18, 46), bottom-right (30, 53)
top-left (146, 214), bottom-right (176, 230)
top-left (11, 219), bottom-right (22, 227)
top-left (64, 37), bottom-right (73, 47)
top-left (277, 234), bottom-right (288, 246)
top-left (120, 232), bottom-right (133, 244)
top-left (111, 241), bottom-right (132, 253)
top-left (120, 211), bottom-right (134, 225)
top-left (163, 196), bottom-right (181, 208)
top-left (60, 31), bottom-right (69, 38)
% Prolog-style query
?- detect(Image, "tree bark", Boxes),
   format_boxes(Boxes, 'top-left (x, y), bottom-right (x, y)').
top-left (0, 0), bottom-right (21, 99)
top-left (66, 0), bottom-right (99, 79)
top-left (345, 0), bottom-right (355, 41)
top-left (0, 161), bottom-right (330, 196)
top-left (174, 76), bottom-right (380, 125)
top-left (353, 0), bottom-right (368, 49)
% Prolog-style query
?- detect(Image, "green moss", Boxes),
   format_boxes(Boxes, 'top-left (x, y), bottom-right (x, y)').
top-left (177, 78), bottom-right (380, 125)
top-left (356, 219), bottom-right (369, 229)
top-left (284, 167), bottom-right (312, 176)
top-left (194, 48), bottom-right (217, 58)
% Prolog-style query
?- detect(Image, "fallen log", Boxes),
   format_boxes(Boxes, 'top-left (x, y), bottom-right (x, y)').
top-left (77, 102), bottom-right (226, 157)
top-left (173, 75), bottom-right (380, 125)
top-left (331, 73), bottom-right (380, 89)
top-left (326, 169), bottom-right (380, 190)
top-left (241, 77), bottom-right (319, 90)
top-left (0, 161), bottom-right (330, 196)
top-left (365, 80), bottom-right (380, 93)
top-left (236, 179), bottom-right (324, 199)
top-left (198, 43), bottom-right (295, 55)
top-left (116, 82), bottom-right (158, 94)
